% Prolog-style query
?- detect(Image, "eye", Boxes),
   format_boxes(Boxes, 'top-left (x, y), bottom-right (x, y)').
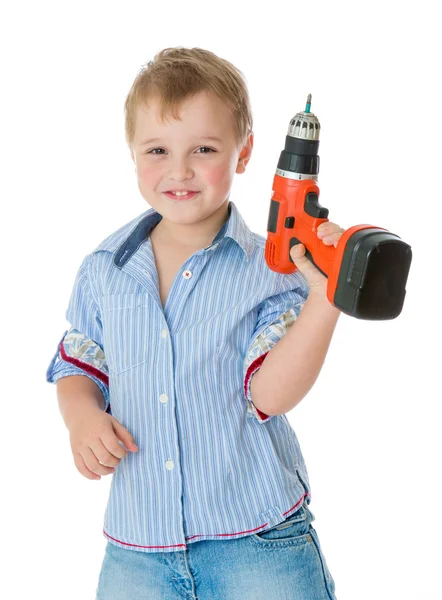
top-left (197, 146), bottom-right (215, 153)
top-left (147, 148), bottom-right (165, 155)
top-left (146, 146), bottom-right (216, 155)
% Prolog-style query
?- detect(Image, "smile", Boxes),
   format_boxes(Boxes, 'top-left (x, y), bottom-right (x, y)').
top-left (164, 191), bottom-right (199, 200)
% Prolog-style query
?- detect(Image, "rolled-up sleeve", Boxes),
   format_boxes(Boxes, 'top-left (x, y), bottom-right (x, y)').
top-left (46, 254), bottom-right (111, 414)
top-left (243, 274), bottom-right (309, 423)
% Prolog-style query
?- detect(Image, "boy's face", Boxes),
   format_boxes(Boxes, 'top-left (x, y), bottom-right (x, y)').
top-left (130, 90), bottom-right (253, 241)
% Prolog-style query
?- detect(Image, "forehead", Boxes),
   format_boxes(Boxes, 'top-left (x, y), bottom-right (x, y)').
top-left (134, 91), bottom-right (235, 139)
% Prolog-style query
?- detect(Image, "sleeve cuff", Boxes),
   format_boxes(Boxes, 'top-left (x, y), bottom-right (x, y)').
top-left (243, 307), bottom-right (301, 423)
top-left (46, 330), bottom-right (111, 414)
top-left (244, 352), bottom-right (273, 423)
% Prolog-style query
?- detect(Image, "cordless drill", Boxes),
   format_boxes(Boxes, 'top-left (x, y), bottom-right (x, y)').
top-left (265, 95), bottom-right (412, 320)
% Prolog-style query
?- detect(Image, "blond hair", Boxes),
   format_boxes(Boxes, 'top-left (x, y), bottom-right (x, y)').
top-left (124, 47), bottom-right (253, 151)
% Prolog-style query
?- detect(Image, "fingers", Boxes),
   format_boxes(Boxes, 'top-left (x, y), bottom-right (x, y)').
top-left (321, 234), bottom-right (339, 246)
top-left (317, 222), bottom-right (344, 247)
top-left (74, 449), bottom-right (107, 480)
top-left (77, 453), bottom-right (101, 480)
top-left (99, 429), bottom-right (129, 461)
top-left (91, 436), bottom-right (126, 467)
top-left (77, 445), bottom-right (117, 478)
top-left (317, 222), bottom-right (343, 236)
top-left (72, 434), bottom-right (129, 480)
top-left (68, 412), bottom-right (138, 481)
top-left (84, 432), bottom-right (130, 478)
top-left (112, 420), bottom-right (138, 452)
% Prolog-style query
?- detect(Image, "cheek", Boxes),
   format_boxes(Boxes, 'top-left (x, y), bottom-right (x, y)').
top-left (138, 165), bottom-right (160, 186)
top-left (203, 163), bottom-right (233, 186)
top-left (137, 160), bottom-right (234, 188)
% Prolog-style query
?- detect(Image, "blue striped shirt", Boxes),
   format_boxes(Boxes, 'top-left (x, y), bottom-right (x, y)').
top-left (46, 200), bottom-right (313, 554)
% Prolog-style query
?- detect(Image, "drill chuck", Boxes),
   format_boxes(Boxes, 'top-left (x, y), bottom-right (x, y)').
top-left (277, 94), bottom-right (321, 180)
top-left (287, 94), bottom-right (321, 141)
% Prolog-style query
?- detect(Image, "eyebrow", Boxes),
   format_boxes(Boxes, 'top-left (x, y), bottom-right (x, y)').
top-left (141, 136), bottom-right (223, 146)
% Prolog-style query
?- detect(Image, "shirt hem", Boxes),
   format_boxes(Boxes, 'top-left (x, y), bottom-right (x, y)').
top-left (102, 491), bottom-right (310, 554)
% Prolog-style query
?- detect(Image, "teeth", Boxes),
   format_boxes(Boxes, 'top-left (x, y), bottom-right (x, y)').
top-left (171, 191), bottom-right (193, 196)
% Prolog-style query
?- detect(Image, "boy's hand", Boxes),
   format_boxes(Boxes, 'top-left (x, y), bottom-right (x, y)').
top-left (289, 221), bottom-right (345, 289)
top-left (68, 406), bottom-right (138, 481)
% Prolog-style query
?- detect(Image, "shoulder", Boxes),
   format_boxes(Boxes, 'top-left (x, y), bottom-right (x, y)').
top-left (250, 230), bottom-right (266, 250)
top-left (90, 209), bottom-right (153, 255)
top-left (91, 211), bottom-right (151, 255)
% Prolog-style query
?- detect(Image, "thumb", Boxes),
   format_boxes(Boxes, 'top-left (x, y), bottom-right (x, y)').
top-left (289, 243), bottom-right (322, 286)
top-left (111, 418), bottom-right (138, 452)
top-left (290, 243), bottom-right (312, 271)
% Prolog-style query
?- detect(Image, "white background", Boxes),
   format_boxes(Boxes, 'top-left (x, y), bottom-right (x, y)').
top-left (1, 1), bottom-right (440, 598)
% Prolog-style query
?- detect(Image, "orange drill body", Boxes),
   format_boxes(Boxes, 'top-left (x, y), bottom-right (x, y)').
top-left (265, 175), bottom-right (386, 306)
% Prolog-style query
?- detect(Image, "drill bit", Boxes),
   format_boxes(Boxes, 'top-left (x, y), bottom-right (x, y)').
top-left (305, 94), bottom-right (312, 113)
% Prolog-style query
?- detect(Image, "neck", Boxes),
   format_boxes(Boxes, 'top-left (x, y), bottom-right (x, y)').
top-left (153, 200), bottom-right (230, 249)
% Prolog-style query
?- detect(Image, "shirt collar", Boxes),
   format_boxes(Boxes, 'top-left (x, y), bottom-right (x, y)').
top-left (93, 200), bottom-right (255, 268)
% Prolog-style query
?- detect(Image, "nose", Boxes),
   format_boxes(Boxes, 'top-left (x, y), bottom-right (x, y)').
top-left (168, 156), bottom-right (194, 181)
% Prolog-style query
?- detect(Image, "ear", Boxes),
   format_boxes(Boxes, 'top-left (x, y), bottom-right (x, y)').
top-left (236, 132), bottom-right (253, 174)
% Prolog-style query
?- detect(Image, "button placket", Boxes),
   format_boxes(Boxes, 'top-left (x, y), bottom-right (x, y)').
top-left (159, 256), bottom-right (202, 474)
top-left (159, 329), bottom-right (174, 473)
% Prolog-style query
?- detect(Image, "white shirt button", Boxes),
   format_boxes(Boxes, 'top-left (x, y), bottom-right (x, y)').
top-left (166, 460), bottom-right (175, 470)
top-left (160, 393), bottom-right (168, 404)
top-left (161, 328), bottom-right (168, 339)
top-left (183, 270), bottom-right (192, 279)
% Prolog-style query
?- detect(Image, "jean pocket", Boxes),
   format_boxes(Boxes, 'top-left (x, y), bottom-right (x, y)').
top-left (250, 500), bottom-right (315, 547)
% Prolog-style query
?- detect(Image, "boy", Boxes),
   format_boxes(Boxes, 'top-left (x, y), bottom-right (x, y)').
top-left (47, 47), bottom-right (342, 599)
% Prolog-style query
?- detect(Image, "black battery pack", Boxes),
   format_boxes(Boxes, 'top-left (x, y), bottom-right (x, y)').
top-left (334, 229), bottom-right (412, 320)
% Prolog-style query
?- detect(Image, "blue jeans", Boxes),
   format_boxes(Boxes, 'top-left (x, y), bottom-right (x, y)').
top-left (95, 499), bottom-right (337, 599)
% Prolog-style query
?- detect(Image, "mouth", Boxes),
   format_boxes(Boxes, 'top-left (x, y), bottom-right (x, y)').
top-left (163, 191), bottom-right (199, 201)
